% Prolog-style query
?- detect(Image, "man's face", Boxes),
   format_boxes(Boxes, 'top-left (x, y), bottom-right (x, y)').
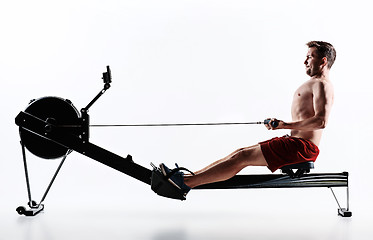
top-left (304, 47), bottom-right (324, 77)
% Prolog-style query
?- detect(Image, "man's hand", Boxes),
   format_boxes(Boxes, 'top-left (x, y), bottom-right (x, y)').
top-left (264, 118), bottom-right (286, 130)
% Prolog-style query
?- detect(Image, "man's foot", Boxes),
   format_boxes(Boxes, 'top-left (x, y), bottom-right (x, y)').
top-left (159, 163), bottom-right (194, 195)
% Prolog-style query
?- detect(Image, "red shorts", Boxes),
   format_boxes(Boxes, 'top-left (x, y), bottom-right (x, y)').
top-left (259, 135), bottom-right (319, 172)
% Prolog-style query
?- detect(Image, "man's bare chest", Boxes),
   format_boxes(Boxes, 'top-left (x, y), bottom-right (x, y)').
top-left (292, 84), bottom-right (315, 116)
top-left (294, 87), bottom-right (313, 99)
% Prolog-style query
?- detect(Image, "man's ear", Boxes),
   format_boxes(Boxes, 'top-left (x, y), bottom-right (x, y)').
top-left (321, 57), bottom-right (328, 67)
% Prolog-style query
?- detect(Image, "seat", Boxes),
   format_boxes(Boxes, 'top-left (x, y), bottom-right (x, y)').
top-left (280, 161), bottom-right (314, 178)
top-left (281, 161), bottom-right (314, 170)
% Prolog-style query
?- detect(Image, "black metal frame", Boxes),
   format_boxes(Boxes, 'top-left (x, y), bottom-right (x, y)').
top-left (14, 66), bottom-right (351, 217)
top-left (150, 164), bottom-right (351, 217)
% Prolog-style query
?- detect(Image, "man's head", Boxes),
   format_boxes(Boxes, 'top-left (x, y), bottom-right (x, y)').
top-left (305, 41), bottom-right (336, 77)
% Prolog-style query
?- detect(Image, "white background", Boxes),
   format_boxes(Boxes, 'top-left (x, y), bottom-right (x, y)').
top-left (1, 0), bottom-right (372, 239)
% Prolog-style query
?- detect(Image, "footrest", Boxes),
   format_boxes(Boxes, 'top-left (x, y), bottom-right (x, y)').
top-left (151, 168), bottom-right (186, 200)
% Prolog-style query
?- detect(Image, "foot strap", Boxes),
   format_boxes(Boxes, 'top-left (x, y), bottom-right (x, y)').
top-left (165, 164), bottom-right (195, 179)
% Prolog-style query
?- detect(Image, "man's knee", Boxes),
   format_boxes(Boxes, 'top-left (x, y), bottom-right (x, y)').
top-left (237, 145), bottom-right (267, 166)
top-left (231, 147), bottom-right (255, 162)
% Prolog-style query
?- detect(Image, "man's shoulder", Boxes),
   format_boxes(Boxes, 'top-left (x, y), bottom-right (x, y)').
top-left (309, 78), bottom-right (333, 90)
top-left (316, 78), bottom-right (333, 88)
top-left (310, 78), bottom-right (334, 99)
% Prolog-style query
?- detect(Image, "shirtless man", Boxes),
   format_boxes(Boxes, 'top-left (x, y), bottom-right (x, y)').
top-left (160, 41), bottom-right (337, 195)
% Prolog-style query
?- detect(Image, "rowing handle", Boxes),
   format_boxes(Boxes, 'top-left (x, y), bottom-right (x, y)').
top-left (264, 119), bottom-right (279, 128)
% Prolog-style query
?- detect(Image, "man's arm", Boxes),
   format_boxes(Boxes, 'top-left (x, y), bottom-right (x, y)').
top-left (272, 81), bottom-right (334, 131)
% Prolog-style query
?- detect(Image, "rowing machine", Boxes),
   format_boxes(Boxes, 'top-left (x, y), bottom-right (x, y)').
top-left (14, 66), bottom-right (351, 217)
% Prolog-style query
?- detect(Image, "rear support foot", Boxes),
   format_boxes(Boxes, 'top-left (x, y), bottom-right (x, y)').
top-left (330, 186), bottom-right (351, 217)
top-left (338, 208), bottom-right (352, 217)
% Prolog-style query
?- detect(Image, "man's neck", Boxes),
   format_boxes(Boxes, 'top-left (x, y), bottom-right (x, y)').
top-left (311, 69), bottom-right (330, 81)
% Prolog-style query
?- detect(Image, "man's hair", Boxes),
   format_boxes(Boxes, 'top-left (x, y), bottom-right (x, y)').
top-left (306, 41), bottom-right (336, 69)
